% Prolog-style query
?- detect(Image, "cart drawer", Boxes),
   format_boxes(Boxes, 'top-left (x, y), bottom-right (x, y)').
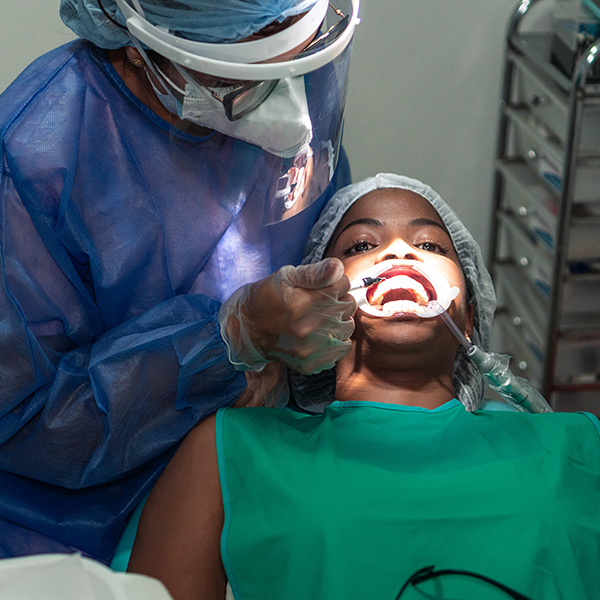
top-left (554, 333), bottom-right (600, 380)
top-left (508, 107), bottom-right (600, 202)
top-left (499, 160), bottom-right (600, 259)
top-left (562, 273), bottom-right (600, 315)
top-left (497, 212), bottom-right (553, 296)
top-left (513, 53), bottom-right (600, 152)
top-left (498, 160), bottom-right (557, 250)
top-left (551, 388), bottom-right (600, 415)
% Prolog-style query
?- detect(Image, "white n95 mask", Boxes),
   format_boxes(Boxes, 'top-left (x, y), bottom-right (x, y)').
top-left (179, 77), bottom-right (313, 159)
top-left (143, 53), bottom-right (313, 158)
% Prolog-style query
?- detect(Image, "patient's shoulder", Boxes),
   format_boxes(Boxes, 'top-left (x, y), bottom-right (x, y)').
top-left (170, 413), bottom-right (220, 481)
top-left (129, 412), bottom-right (227, 597)
top-left (185, 412), bottom-right (218, 446)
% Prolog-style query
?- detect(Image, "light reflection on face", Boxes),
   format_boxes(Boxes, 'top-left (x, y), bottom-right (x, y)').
top-left (325, 188), bottom-right (473, 344)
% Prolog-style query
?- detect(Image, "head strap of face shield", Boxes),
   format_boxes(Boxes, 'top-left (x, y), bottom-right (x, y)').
top-left (113, 0), bottom-right (360, 81)
top-left (120, 0), bottom-right (328, 63)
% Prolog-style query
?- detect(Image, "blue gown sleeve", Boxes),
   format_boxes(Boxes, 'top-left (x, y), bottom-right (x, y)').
top-left (0, 276), bottom-right (245, 489)
top-left (0, 174), bottom-right (246, 488)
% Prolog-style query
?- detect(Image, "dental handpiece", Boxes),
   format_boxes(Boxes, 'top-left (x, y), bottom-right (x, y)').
top-left (349, 277), bottom-right (383, 291)
top-left (430, 302), bottom-right (552, 414)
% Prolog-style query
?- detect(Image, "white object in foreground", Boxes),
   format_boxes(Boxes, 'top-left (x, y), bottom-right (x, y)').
top-left (0, 553), bottom-right (173, 600)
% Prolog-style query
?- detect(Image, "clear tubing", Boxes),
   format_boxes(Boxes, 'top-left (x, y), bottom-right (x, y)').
top-left (428, 302), bottom-right (553, 414)
top-left (432, 303), bottom-right (472, 350)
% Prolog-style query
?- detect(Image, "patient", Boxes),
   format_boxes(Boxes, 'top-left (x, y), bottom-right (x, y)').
top-left (125, 174), bottom-right (600, 600)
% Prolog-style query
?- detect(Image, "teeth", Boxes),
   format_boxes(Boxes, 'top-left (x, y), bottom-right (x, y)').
top-left (371, 275), bottom-right (429, 306)
top-left (379, 300), bottom-right (425, 314)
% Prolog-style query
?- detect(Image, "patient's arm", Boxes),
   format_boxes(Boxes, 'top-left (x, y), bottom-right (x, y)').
top-left (128, 414), bottom-right (226, 600)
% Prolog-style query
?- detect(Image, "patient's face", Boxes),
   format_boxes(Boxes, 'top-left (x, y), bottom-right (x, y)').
top-left (326, 188), bottom-right (473, 346)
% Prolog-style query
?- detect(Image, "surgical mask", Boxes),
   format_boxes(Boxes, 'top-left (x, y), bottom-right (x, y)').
top-left (146, 69), bottom-right (181, 117)
top-left (146, 64), bottom-right (313, 159)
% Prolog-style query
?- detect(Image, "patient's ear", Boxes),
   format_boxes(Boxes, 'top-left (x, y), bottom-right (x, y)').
top-left (125, 46), bottom-right (144, 67)
top-left (465, 303), bottom-right (474, 340)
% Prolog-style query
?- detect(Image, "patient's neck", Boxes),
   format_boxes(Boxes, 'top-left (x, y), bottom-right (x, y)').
top-left (334, 337), bottom-right (457, 410)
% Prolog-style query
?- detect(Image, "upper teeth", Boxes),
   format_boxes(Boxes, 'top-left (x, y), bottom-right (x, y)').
top-left (371, 275), bottom-right (429, 305)
top-left (380, 300), bottom-right (427, 314)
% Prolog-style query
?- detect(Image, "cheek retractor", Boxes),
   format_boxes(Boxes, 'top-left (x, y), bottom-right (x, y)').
top-left (349, 260), bottom-right (460, 318)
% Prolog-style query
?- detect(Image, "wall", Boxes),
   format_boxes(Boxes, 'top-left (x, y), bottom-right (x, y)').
top-left (0, 3), bottom-right (77, 87)
top-left (342, 0), bottom-right (552, 258)
top-left (0, 0), bottom-right (552, 258)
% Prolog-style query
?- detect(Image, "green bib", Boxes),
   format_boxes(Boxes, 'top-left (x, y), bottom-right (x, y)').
top-left (217, 400), bottom-right (600, 600)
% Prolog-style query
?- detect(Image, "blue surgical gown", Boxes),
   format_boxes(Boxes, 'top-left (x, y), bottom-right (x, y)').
top-left (0, 39), bottom-right (350, 563)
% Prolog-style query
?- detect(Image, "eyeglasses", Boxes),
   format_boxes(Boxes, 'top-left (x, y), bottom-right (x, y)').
top-left (178, 4), bottom-right (349, 121)
top-left (395, 565), bottom-right (533, 600)
top-left (181, 76), bottom-right (280, 122)
top-left (296, 4), bottom-right (350, 59)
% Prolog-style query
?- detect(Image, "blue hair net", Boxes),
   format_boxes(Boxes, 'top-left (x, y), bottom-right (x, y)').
top-left (60, 0), bottom-right (319, 48)
top-left (290, 174), bottom-right (497, 413)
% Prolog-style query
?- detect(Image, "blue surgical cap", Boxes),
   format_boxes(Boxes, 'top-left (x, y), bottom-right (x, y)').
top-left (60, 0), bottom-right (319, 48)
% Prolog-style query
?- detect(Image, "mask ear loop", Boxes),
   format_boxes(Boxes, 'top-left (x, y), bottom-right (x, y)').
top-left (170, 62), bottom-right (234, 99)
top-left (129, 34), bottom-right (189, 97)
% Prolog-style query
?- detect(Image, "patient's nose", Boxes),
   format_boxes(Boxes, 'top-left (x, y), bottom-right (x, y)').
top-left (379, 239), bottom-right (421, 262)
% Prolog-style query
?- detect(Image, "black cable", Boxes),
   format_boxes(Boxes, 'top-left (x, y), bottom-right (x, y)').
top-left (97, 0), bottom-right (128, 30)
top-left (395, 565), bottom-right (533, 600)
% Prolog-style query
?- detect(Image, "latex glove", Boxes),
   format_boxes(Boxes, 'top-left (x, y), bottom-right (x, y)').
top-left (234, 363), bottom-right (290, 409)
top-left (218, 258), bottom-right (356, 375)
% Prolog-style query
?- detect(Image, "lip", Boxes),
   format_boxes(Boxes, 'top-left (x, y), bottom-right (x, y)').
top-left (365, 266), bottom-right (437, 308)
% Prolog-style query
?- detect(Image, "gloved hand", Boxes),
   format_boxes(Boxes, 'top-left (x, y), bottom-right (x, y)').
top-left (218, 258), bottom-right (356, 375)
top-left (234, 363), bottom-right (290, 409)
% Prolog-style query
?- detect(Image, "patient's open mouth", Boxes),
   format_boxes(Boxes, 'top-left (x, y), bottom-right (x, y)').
top-left (365, 267), bottom-right (437, 314)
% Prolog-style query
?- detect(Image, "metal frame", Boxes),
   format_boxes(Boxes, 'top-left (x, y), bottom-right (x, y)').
top-left (489, 0), bottom-right (600, 402)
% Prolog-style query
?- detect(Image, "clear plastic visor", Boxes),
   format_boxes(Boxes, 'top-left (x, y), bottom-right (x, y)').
top-left (258, 39), bottom-right (353, 224)
top-left (113, 0), bottom-right (357, 224)
top-left (144, 41), bottom-right (354, 225)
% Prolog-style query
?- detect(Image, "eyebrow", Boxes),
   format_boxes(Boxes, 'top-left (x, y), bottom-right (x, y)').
top-left (332, 216), bottom-right (449, 247)
top-left (408, 217), bottom-right (449, 234)
top-left (332, 218), bottom-right (383, 247)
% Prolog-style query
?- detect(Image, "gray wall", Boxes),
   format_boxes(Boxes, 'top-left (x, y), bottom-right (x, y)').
top-left (0, 2), bottom-right (77, 86)
top-left (0, 0), bottom-right (552, 257)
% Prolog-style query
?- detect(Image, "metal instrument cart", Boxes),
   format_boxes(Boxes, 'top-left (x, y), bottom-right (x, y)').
top-left (490, 0), bottom-right (600, 413)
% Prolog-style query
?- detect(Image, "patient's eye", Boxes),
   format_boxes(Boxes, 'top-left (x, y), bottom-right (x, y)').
top-left (417, 240), bottom-right (449, 255)
top-left (343, 240), bottom-right (376, 255)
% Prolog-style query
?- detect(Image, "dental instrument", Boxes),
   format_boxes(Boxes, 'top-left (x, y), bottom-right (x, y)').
top-left (430, 301), bottom-right (552, 414)
top-left (349, 277), bottom-right (383, 291)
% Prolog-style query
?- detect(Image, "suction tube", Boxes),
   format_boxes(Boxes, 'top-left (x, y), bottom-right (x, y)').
top-left (430, 302), bottom-right (552, 414)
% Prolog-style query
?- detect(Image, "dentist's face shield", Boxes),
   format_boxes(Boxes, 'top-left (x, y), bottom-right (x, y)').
top-left (112, 0), bottom-right (360, 224)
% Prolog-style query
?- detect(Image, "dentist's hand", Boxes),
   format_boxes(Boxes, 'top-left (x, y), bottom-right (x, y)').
top-left (218, 258), bottom-right (356, 375)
